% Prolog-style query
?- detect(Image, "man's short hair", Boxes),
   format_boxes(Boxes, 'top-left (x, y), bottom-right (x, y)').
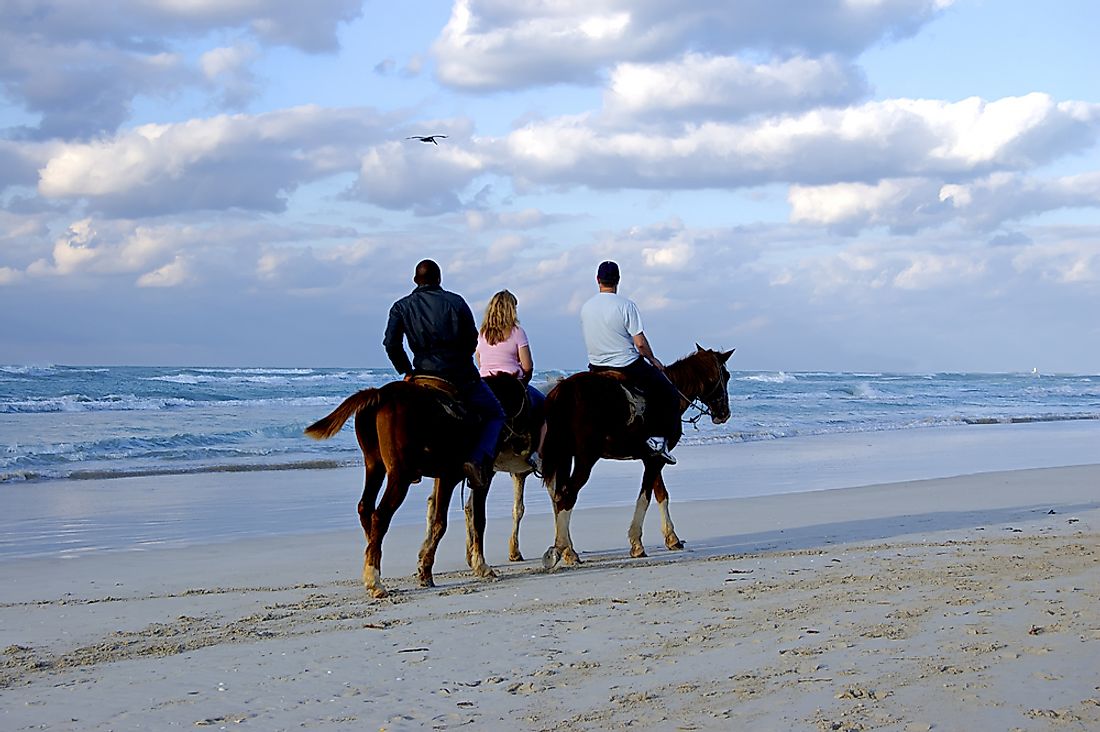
top-left (414, 259), bottom-right (442, 286)
top-left (596, 260), bottom-right (620, 286)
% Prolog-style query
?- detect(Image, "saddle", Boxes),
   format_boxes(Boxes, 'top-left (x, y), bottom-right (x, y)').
top-left (408, 375), bottom-right (467, 421)
top-left (482, 372), bottom-right (538, 457)
top-left (592, 370), bottom-right (647, 427)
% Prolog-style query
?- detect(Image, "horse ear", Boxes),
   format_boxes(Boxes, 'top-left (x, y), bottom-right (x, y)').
top-left (719, 348), bottom-right (735, 363)
top-left (695, 342), bottom-right (704, 352)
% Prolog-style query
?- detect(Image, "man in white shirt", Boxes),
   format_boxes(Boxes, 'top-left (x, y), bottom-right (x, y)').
top-left (579, 261), bottom-right (681, 463)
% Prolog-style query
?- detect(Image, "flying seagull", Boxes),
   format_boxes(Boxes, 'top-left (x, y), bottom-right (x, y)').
top-left (406, 135), bottom-right (448, 145)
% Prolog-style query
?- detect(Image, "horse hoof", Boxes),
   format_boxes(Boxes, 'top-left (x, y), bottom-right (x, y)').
top-left (369, 586), bottom-right (388, 599)
top-left (668, 540), bottom-right (685, 551)
top-left (476, 566), bottom-right (498, 580)
top-left (509, 552), bottom-right (524, 562)
top-left (561, 548), bottom-right (581, 566)
top-left (418, 577), bottom-right (435, 588)
top-left (630, 546), bottom-right (647, 558)
top-left (542, 547), bottom-right (562, 570)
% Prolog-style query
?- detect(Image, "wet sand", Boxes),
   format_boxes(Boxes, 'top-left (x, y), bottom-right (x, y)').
top-left (3, 458), bottom-right (1099, 731)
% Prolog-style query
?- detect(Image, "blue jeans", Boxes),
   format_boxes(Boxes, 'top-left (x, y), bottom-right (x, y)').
top-left (461, 378), bottom-right (506, 464)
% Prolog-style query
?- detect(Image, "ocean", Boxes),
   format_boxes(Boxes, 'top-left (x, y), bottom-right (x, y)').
top-left (3, 365), bottom-right (1099, 560)
top-left (3, 365), bottom-right (1099, 485)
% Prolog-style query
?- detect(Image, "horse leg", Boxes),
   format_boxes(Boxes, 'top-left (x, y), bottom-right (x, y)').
top-left (463, 475), bottom-right (497, 580)
top-left (628, 460), bottom-right (660, 558)
top-left (543, 456), bottom-right (594, 570)
top-left (653, 468), bottom-right (684, 550)
top-left (364, 470), bottom-right (411, 598)
top-left (357, 458), bottom-right (385, 539)
top-left (418, 477), bottom-right (458, 588)
top-left (508, 472), bottom-right (527, 562)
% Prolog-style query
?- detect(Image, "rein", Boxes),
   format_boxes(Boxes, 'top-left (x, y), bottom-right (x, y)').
top-left (676, 370), bottom-right (727, 429)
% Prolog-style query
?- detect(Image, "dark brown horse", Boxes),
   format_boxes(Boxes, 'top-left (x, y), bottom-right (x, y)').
top-left (482, 372), bottom-right (544, 562)
top-left (540, 345), bottom-right (734, 569)
top-left (304, 379), bottom-right (495, 598)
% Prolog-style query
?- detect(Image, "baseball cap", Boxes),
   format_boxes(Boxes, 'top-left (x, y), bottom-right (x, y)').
top-left (596, 260), bottom-right (620, 284)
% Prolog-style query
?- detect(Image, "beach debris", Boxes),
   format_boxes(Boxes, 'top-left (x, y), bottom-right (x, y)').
top-left (836, 685), bottom-right (891, 700)
top-left (1028, 625), bottom-right (1045, 635)
top-left (397, 646), bottom-right (430, 653)
top-left (1047, 509), bottom-right (1057, 514)
top-left (194, 713), bottom-right (249, 726)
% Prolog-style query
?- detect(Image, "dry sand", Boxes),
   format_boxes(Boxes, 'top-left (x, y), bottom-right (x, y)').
top-left (2, 463), bottom-right (1099, 731)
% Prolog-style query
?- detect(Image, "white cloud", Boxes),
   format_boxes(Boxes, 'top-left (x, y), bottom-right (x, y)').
top-left (136, 256), bottom-right (190, 287)
top-left (433, 0), bottom-right (953, 91)
top-left (351, 138), bottom-right (488, 213)
top-left (0, 266), bottom-right (22, 285)
top-left (504, 94), bottom-right (1100, 190)
top-left (791, 171), bottom-right (1100, 233)
top-left (35, 106), bottom-right (389, 216)
top-left (0, 0), bottom-right (363, 137)
top-left (200, 43), bottom-right (261, 108)
top-left (605, 53), bottom-right (867, 122)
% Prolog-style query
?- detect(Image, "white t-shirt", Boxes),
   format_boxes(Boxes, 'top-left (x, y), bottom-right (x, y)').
top-left (580, 291), bottom-right (643, 367)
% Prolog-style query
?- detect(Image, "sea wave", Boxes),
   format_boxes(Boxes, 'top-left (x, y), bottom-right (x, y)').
top-left (0, 458), bottom-right (354, 484)
top-left (145, 370), bottom-right (384, 386)
top-left (738, 372), bottom-right (797, 384)
top-left (0, 393), bottom-right (347, 413)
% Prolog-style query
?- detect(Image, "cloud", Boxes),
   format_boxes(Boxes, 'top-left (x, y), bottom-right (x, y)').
top-left (200, 43), bottom-right (262, 109)
top-left (136, 256), bottom-right (190, 287)
top-left (604, 53), bottom-right (868, 123)
top-left (505, 94), bottom-right (1100, 191)
top-left (36, 106), bottom-right (391, 216)
top-left (463, 207), bottom-right (565, 231)
top-left (791, 171), bottom-right (1100, 233)
top-left (0, 0), bottom-right (363, 53)
top-left (0, 0), bottom-right (364, 138)
top-left (350, 137), bottom-right (489, 214)
top-left (433, 0), bottom-right (952, 91)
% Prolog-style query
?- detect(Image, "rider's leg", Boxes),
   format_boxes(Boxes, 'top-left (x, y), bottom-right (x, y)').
top-left (462, 378), bottom-right (506, 486)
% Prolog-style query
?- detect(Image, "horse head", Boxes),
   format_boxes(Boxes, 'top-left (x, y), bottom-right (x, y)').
top-left (689, 343), bottom-right (734, 425)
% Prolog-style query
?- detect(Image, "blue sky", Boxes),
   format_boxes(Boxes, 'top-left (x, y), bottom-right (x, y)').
top-left (2, 0), bottom-right (1098, 373)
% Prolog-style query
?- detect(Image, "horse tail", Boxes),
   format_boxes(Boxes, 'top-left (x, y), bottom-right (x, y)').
top-left (540, 380), bottom-right (575, 490)
top-left (304, 388), bottom-right (384, 440)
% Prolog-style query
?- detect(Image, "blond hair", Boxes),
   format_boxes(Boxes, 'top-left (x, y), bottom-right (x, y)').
top-left (480, 290), bottom-right (519, 345)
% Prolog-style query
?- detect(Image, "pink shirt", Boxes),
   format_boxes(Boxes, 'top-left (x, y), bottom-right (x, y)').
top-left (476, 325), bottom-right (529, 377)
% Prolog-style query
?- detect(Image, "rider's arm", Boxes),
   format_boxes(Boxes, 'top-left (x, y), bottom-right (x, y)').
top-left (518, 344), bottom-right (534, 383)
top-left (383, 303), bottom-right (413, 376)
top-left (633, 332), bottom-right (666, 372)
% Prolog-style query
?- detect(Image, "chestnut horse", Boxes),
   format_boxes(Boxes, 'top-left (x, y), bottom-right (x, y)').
top-left (304, 379), bottom-right (495, 598)
top-left (540, 345), bottom-right (734, 569)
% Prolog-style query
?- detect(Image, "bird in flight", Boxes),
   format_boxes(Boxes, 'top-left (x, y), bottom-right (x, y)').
top-left (406, 135), bottom-right (448, 145)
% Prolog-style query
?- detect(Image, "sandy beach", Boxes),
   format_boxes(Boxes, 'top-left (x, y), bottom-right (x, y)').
top-left (2, 428), bottom-right (1099, 731)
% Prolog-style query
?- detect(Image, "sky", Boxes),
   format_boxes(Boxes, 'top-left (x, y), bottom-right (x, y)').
top-left (1, 0), bottom-right (1098, 374)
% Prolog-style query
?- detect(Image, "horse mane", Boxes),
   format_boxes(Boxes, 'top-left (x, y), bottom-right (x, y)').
top-left (665, 350), bottom-right (716, 399)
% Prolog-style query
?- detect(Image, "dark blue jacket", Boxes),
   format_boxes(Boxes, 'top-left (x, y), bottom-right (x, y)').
top-left (383, 284), bottom-right (480, 386)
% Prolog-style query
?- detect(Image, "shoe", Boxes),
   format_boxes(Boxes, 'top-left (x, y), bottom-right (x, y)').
top-left (646, 437), bottom-right (677, 465)
top-left (463, 458), bottom-right (491, 489)
top-left (526, 451), bottom-right (543, 476)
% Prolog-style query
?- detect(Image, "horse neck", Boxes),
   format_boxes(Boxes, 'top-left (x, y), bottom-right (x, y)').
top-left (665, 354), bottom-right (709, 403)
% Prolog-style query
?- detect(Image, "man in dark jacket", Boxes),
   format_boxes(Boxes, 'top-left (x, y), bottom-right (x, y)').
top-left (383, 259), bottom-right (505, 488)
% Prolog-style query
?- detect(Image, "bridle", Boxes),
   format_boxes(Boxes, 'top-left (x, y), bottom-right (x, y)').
top-left (680, 366), bottom-right (729, 429)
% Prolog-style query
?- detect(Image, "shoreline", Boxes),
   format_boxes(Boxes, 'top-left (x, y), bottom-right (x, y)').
top-left (2, 462), bottom-right (1098, 730)
top-left (2, 420), bottom-right (1099, 561)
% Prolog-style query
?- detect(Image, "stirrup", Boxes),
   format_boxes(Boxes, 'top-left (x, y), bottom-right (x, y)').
top-left (526, 450), bottom-right (543, 477)
top-left (646, 437), bottom-right (677, 465)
